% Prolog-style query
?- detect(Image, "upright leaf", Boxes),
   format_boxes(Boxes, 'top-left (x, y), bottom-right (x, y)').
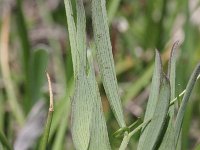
top-left (137, 51), bottom-right (162, 149)
top-left (16, 0), bottom-right (31, 78)
top-left (76, 0), bottom-right (87, 67)
top-left (167, 41), bottom-right (179, 101)
top-left (87, 51), bottom-right (111, 150)
top-left (71, 67), bottom-right (93, 150)
top-left (64, 0), bottom-right (79, 76)
top-left (0, 131), bottom-right (12, 150)
top-left (72, 51), bottom-right (111, 150)
top-left (174, 63), bottom-right (200, 147)
top-left (0, 7), bottom-right (25, 125)
top-left (92, 0), bottom-right (126, 128)
top-left (64, 1), bottom-right (111, 149)
top-left (64, 0), bottom-right (91, 149)
top-left (159, 41), bottom-right (179, 150)
top-left (29, 46), bottom-right (49, 108)
top-left (139, 75), bottom-right (171, 150)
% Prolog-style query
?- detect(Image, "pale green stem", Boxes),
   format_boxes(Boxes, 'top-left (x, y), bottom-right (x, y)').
top-left (119, 119), bottom-right (151, 150)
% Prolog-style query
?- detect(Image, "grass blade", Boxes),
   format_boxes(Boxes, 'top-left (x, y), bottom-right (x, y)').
top-left (0, 6), bottom-right (25, 125)
top-left (29, 46), bottom-right (49, 111)
top-left (52, 117), bottom-right (69, 150)
top-left (137, 51), bottom-right (162, 149)
top-left (15, 0), bottom-right (31, 76)
top-left (92, 0), bottom-right (126, 128)
top-left (48, 93), bottom-right (72, 142)
top-left (0, 131), bottom-right (12, 150)
top-left (39, 73), bottom-right (54, 150)
top-left (174, 63), bottom-right (200, 148)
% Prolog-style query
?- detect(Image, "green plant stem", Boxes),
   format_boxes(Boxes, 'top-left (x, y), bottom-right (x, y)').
top-left (170, 74), bottom-right (200, 106)
top-left (0, 131), bottom-right (13, 150)
top-left (119, 119), bottom-right (151, 150)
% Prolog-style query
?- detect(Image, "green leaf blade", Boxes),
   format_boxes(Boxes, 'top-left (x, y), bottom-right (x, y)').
top-left (159, 41), bottom-right (179, 150)
top-left (87, 51), bottom-right (111, 150)
top-left (64, 0), bottom-right (79, 76)
top-left (139, 75), bottom-right (171, 150)
top-left (92, 0), bottom-right (125, 128)
top-left (29, 46), bottom-right (49, 106)
top-left (174, 63), bottom-right (200, 148)
top-left (71, 68), bottom-right (92, 150)
top-left (137, 51), bottom-right (162, 149)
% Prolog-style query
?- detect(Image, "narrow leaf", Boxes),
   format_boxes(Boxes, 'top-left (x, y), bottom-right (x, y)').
top-left (16, 0), bottom-right (31, 77)
top-left (29, 46), bottom-right (49, 107)
top-left (139, 75), bottom-right (171, 150)
top-left (64, 0), bottom-right (79, 76)
top-left (87, 51), bottom-right (111, 150)
top-left (137, 51), bottom-right (162, 149)
top-left (0, 8), bottom-right (25, 125)
top-left (0, 131), bottom-right (12, 150)
top-left (174, 63), bottom-right (200, 147)
top-left (159, 41), bottom-right (179, 150)
top-left (64, 0), bottom-right (92, 149)
top-left (92, 0), bottom-right (126, 128)
top-left (76, 0), bottom-right (87, 66)
top-left (71, 62), bottom-right (92, 150)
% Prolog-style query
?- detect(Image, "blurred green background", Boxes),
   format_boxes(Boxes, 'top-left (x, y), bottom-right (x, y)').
top-left (0, 0), bottom-right (200, 149)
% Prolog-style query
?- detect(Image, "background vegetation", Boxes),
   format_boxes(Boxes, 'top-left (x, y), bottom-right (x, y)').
top-left (0, 0), bottom-right (200, 149)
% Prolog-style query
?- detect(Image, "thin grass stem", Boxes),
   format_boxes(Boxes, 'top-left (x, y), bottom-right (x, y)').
top-left (39, 72), bottom-right (54, 150)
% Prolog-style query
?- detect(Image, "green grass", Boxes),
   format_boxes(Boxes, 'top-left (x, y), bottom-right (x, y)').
top-left (0, 0), bottom-right (200, 149)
